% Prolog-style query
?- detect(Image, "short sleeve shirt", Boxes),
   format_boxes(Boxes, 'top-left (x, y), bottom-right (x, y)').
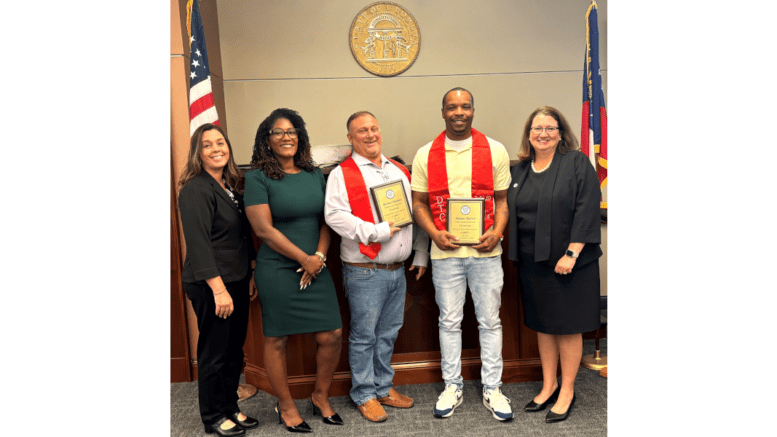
top-left (411, 134), bottom-right (510, 260)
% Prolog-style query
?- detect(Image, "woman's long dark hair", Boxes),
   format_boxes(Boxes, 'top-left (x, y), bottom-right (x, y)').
top-left (250, 108), bottom-right (315, 179)
top-left (178, 123), bottom-right (242, 190)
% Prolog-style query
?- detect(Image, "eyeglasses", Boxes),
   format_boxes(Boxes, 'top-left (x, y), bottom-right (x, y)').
top-left (269, 128), bottom-right (301, 139)
top-left (530, 127), bottom-right (559, 134)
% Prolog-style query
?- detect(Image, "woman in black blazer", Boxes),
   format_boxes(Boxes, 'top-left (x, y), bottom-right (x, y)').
top-left (507, 107), bottom-right (602, 423)
top-left (178, 123), bottom-right (258, 437)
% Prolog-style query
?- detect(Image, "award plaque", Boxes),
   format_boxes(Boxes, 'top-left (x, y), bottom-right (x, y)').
top-left (369, 179), bottom-right (413, 227)
top-left (446, 198), bottom-right (485, 245)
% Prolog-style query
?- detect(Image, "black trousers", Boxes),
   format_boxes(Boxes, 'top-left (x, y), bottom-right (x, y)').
top-left (183, 274), bottom-right (250, 426)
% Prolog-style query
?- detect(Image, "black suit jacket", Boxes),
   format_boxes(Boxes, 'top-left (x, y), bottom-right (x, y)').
top-left (179, 172), bottom-right (255, 284)
top-left (507, 150), bottom-right (602, 268)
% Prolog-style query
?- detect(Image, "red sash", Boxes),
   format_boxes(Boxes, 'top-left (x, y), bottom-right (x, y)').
top-left (340, 155), bottom-right (411, 260)
top-left (427, 128), bottom-right (494, 232)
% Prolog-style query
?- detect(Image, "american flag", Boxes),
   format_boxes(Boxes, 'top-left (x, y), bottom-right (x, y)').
top-left (580, 1), bottom-right (607, 203)
top-left (187, 0), bottom-right (219, 136)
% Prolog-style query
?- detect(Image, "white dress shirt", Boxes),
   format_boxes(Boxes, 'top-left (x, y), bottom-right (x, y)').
top-left (325, 152), bottom-right (429, 266)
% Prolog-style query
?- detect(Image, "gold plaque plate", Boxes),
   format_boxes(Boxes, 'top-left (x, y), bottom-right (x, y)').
top-left (446, 198), bottom-right (485, 246)
top-left (348, 2), bottom-right (421, 77)
top-left (370, 179), bottom-right (413, 228)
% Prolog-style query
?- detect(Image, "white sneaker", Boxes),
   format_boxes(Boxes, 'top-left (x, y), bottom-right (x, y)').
top-left (434, 384), bottom-right (463, 418)
top-left (483, 387), bottom-right (513, 421)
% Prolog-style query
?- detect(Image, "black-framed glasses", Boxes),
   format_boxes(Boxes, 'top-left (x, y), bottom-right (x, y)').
top-left (269, 128), bottom-right (301, 139)
top-left (530, 127), bottom-right (559, 134)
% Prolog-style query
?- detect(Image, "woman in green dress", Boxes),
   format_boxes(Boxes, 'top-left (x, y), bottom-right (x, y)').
top-left (244, 108), bottom-right (343, 433)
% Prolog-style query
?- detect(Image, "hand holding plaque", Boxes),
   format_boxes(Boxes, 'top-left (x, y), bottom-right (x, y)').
top-left (446, 198), bottom-right (485, 246)
top-left (370, 180), bottom-right (413, 228)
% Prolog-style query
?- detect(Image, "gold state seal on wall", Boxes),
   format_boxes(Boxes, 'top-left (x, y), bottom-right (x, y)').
top-left (349, 2), bottom-right (421, 77)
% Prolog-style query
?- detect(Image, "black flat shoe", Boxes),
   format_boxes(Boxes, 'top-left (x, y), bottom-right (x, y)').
top-left (545, 395), bottom-right (576, 423)
top-left (524, 386), bottom-right (560, 412)
top-left (204, 416), bottom-right (246, 436)
top-left (310, 396), bottom-right (344, 425)
top-left (229, 412), bottom-right (259, 430)
top-left (276, 402), bottom-right (313, 433)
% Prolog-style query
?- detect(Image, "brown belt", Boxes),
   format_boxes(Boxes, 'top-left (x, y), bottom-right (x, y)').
top-left (344, 261), bottom-right (404, 271)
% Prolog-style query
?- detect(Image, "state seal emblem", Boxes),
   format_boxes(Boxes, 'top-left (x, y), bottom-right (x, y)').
top-left (348, 2), bottom-right (421, 77)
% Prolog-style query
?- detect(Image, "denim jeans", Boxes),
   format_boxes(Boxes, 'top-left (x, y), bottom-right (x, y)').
top-left (432, 256), bottom-right (504, 391)
top-left (343, 263), bottom-right (406, 405)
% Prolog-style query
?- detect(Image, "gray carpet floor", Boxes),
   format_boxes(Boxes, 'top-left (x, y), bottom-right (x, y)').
top-left (171, 339), bottom-right (607, 436)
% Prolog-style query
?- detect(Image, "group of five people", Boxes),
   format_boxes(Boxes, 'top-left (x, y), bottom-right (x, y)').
top-left (177, 87), bottom-right (602, 436)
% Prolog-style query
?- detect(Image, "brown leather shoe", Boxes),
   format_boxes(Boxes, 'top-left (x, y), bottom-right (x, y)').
top-left (377, 388), bottom-right (414, 408)
top-left (357, 399), bottom-right (388, 422)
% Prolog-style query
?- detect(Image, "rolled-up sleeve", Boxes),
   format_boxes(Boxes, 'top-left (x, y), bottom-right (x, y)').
top-left (411, 224), bottom-right (430, 267)
top-left (324, 166), bottom-right (390, 244)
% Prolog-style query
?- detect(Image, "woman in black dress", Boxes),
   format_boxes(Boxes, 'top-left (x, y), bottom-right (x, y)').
top-left (178, 124), bottom-right (259, 437)
top-left (506, 107), bottom-right (602, 423)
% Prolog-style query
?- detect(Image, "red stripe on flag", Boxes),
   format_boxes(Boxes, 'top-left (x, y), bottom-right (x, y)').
top-left (599, 106), bottom-right (607, 160)
top-left (190, 92), bottom-right (215, 120)
top-left (580, 101), bottom-right (590, 153)
top-left (597, 106), bottom-right (607, 187)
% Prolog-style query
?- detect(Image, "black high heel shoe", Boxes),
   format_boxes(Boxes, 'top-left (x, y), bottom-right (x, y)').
top-left (229, 412), bottom-right (259, 430)
top-left (275, 401), bottom-right (313, 433)
top-left (204, 416), bottom-right (246, 437)
top-left (311, 396), bottom-right (344, 425)
top-left (524, 385), bottom-right (560, 412)
top-left (545, 394), bottom-right (576, 423)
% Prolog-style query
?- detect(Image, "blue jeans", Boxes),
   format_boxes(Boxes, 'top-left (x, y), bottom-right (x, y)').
top-left (432, 256), bottom-right (504, 391)
top-left (343, 264), bottom-right (406, 405)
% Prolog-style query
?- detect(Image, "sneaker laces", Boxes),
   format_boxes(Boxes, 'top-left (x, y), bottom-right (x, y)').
top-left (486, 389), bottom-right (511, 410)
top-left (438, 385), bottom-right (459, 403)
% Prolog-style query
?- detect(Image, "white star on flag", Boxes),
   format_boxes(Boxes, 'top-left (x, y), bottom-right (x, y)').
top-left (187, 0), bottom-right (219, 136)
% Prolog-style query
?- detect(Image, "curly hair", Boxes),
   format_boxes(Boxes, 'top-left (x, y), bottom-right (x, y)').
top-left (250, 108), bottom-right (315, 179)
top-left (178, 123), bottom-right (242, 191)
top-left (518, 106), bottom-right (579, 162)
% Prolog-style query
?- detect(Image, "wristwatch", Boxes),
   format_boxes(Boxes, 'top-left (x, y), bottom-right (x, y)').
top-left (565, 249), bottom-right (579, 258)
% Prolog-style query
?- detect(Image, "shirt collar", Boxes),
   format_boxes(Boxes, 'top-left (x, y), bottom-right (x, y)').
top-left (444, 135), bottom-right (473, 152)
top-left (351, 151), bottom-right (389, 168)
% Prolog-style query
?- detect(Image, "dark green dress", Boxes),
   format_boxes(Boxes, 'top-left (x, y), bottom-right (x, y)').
top-left (244, 168), bottom-right (342, 337)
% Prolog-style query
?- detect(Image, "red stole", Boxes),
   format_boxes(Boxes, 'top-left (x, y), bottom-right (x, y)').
top-left (427, 128), bottom-right (494, 232)
top-left (340, 155), bottom-right (411, 260)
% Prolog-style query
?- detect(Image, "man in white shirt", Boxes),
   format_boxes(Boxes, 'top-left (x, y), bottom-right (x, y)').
top-left (325, 111), bottom-right (429, 423)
